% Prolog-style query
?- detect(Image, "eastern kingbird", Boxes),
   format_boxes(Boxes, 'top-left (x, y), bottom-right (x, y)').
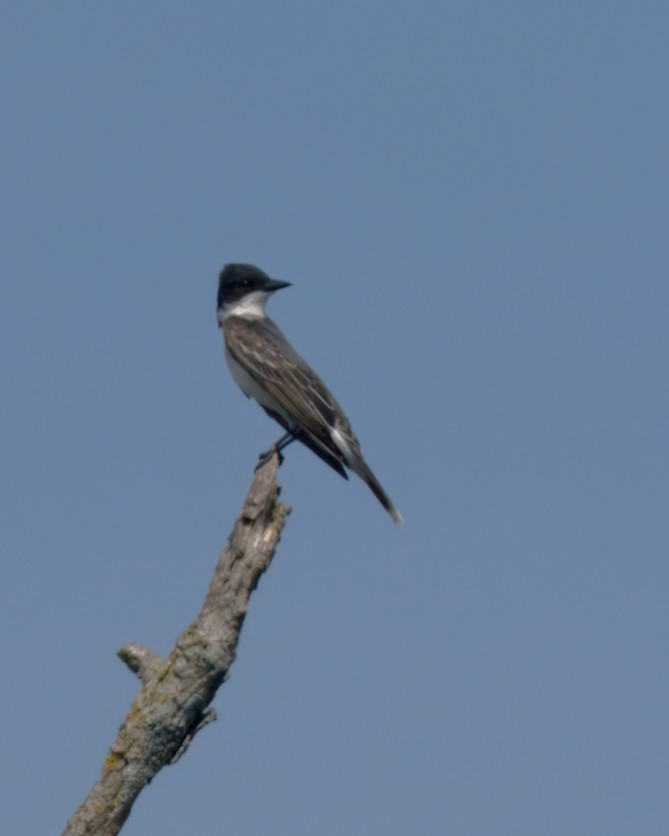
top-left (217, 263), bottom-right (403, 525)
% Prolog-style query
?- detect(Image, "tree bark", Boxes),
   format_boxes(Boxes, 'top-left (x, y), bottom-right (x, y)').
top-left (63, 455), bottom-right (289, 835)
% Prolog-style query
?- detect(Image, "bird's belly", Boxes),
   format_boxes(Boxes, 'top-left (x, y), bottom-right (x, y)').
top-left (225, 349), bottom-right (293, 426)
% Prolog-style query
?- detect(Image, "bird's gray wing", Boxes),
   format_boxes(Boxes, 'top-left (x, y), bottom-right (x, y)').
top-left (224, 315), bottom-right (361, 467)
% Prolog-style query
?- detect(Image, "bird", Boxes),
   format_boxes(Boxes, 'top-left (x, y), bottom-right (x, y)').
top-left (217, 263), bottom-right (403, 526)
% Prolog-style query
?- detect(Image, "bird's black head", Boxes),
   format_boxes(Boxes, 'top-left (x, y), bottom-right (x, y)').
top-left (217, 263), bottom-right (291, 310)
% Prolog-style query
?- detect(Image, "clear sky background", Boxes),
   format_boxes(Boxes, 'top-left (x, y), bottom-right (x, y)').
top-left (1, 3), bottom-right (667, 834)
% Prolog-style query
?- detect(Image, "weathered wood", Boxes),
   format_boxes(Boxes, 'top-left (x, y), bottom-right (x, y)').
top-left (63, 456), bottom-right (289, 836)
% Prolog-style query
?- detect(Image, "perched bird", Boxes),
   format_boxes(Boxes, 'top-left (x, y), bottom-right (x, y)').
top-left (217, 263), bottom-right (403, 525)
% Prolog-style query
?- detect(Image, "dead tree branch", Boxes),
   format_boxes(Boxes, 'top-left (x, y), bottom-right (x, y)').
top-left (63, 455), bottom-right (289, 836)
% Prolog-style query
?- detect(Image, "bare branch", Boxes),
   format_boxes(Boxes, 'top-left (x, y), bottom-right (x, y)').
top-left (63, 455), bottom-right (290, 836)
top-left (117, 644), bottom-right (162, 685)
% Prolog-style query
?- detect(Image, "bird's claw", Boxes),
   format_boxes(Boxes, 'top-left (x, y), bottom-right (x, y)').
top-left (255, 447), bottom-right (284, 471)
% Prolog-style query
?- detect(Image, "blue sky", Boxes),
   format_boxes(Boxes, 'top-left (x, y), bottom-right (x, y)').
top-left (1, 3), bottom-right (667, 834)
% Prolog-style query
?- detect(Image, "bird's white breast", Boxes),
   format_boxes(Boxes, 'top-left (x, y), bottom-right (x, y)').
top-left (224, 344), bottom-right (293, 426)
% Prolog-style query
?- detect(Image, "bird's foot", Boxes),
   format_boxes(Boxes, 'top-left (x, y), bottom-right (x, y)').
top-left (255, 446), bottom-right (284, 471)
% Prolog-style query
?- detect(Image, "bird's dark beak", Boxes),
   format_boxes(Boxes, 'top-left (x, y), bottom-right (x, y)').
top-left (265, 279), bottom-right (292, 292)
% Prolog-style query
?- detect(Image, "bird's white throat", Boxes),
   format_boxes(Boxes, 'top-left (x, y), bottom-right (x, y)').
top-left (219, 290), bottom-right (271, 323)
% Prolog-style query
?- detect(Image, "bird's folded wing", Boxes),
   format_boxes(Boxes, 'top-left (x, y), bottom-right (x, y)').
top-left (224, 316), bottom-right (353, 452)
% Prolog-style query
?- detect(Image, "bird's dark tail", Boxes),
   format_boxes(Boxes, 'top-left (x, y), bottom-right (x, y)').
top-left (353, 458), bottom-right (403, 526)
